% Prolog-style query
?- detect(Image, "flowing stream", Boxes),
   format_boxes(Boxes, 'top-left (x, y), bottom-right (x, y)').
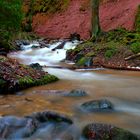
top-left (3, 40), bottom-right (140, 136)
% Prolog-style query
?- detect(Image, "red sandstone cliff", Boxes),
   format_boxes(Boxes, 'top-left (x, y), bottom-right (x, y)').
top-left (32, 0), bottom-right (140, 39)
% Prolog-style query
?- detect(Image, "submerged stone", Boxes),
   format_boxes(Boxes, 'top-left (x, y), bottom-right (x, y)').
top-left (82, 123), bottom-right (139, 140)
top-left (81, 99), bottom-right (113, 112)
top-left (65, 89), bottom-right (88, 97)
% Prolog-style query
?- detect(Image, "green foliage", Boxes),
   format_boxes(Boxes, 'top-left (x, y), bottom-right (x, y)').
top-left (0, 0), bottom-right (23, 51)
top-left (105, 49), bottom-right (116, 58)
top-left (130, 42), bottom-right (140, 54)
top-left (104, 41), bottom-right (120, 58)
top-left (86, 52), bottom-right (96, 57)
top-left (32, 0), bottom-right (69, 14)
top-left (101, 28), bottom-right (140, 45)
top-left (0, 0), bottom-right (23, 34)
top-left (135, 5), bottom-right (140, 33)
top-left (0, 79), bottom-right (6, 88)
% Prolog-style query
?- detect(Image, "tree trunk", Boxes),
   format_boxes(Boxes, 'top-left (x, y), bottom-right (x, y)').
top-left (91, 0), bottom-right (100, 39)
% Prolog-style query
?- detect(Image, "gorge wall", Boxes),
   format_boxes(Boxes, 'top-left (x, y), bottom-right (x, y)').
top-left (30, 0), bottom-right (140, 39)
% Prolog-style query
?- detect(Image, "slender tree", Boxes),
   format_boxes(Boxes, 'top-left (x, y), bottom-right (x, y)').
top-left (91, 0), bottom-right (101, 39)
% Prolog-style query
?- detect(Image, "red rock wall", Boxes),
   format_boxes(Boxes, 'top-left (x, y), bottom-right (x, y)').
top-left (32, 0), bottom-right (140, 39)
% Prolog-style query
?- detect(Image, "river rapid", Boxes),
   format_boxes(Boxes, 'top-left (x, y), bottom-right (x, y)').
top-left (3, 40), bottom-right (140, 136)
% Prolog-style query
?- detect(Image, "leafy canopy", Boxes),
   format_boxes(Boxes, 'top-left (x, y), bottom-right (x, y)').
top-left (0, 0), bottom-right (23, 40)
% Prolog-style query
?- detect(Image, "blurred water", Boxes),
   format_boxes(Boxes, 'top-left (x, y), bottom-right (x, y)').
top-left (6, 40), bottom-right (140, 136)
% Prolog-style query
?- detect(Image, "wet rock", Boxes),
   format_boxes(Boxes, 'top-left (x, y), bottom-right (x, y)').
top-left (65, 89), bottom-right (88, 97)
top-left (39, 41), bottom-right (49, 48)
top-left (29, 63), bottom-right (43, 71)
top-left (70, 33), bottom-right (80, 41)
top-left (26, 111), bottom-right (73, 124)
top-left (0, 51), bottom-right (7, 56)
top-left (76, 57), bottom-right (93, 67)
top-left (81, 99), bottom-right (113, 112)
top-left (82, 123), bottom-right (139, 140)
top-left (0, 111), bottom-right (73, 139)
top-left (0, 116), bottom-right (38, 139)
top-left (52, 41), bottom-right (66, 51)
top-left (28, 123), bottom-right (78, 140)
top-left (15, 40), bottom-right (30, 47)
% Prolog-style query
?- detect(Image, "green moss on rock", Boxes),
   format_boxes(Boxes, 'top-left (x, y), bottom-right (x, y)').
top-left (18, 76), bottom-right (34, 88)
top-left (35, 74), bottom-right (59, 85)
top-left (76, 57), bottom-right (93, 67)
top-left (15, 74), bottom-right (58, 90)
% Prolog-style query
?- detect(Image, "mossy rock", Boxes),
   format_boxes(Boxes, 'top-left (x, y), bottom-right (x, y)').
top-left (76, 57), bottom-right (93, 67)
top-left (83, 123), bottom-right (139, 140)
top-left (16, 74), bottom-right (59, 90)
top-left (35, 74), bottom-right (59, 86)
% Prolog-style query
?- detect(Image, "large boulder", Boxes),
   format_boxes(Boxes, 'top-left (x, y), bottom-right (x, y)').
top-left (26, 111), bottom-right (73, 124)
top-left (0, 111), bottom-right (73, 139)
top-left (82, 123), bottom-right (139, 140)
top-left (0, 116), bottom-right (38, 139)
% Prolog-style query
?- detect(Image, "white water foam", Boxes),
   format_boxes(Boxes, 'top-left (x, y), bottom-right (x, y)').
top-left (9, 40), bottom-right (79, 66)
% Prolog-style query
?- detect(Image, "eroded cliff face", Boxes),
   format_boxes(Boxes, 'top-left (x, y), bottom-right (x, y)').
top-left (24, 0), bottom-right (140, 39)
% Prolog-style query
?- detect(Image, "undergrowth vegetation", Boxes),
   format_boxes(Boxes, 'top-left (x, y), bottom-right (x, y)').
top-left (0, 0), bottom-right (23, 52)
top-left (33, 0), bottom-right (70, 14)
